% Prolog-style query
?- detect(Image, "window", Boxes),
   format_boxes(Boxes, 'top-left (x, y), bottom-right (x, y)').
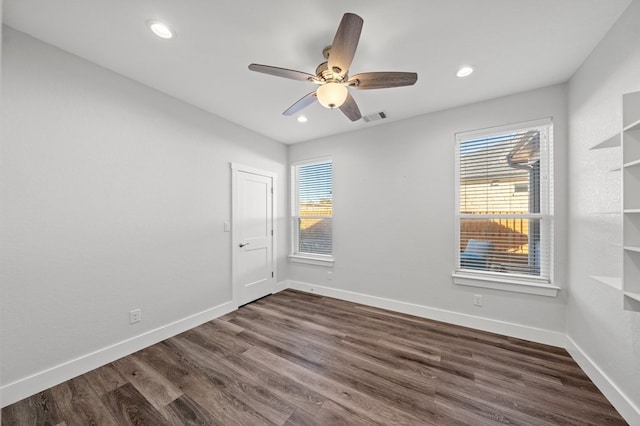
top-left (291, 158), bottom-right (333, 265)
top-left (454, 119), bottom-right (554, 290)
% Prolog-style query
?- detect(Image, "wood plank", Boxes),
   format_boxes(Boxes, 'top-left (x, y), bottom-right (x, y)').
top-left (160, 394), bottom-right (225, 426)
top-left (102, 383), bottom-right (171, 426)
top-left (1, 389), bottom-right (63, 425)
top-left (284, 400), bottom-right (374, 426)
top-left (111, 353), bottom-right (183, 410)
top-left (82, 362), bottom-right (129, 396)
top-left (242, 346), bottom-right (431, 425)
top-left (151, 341), bottom-right (270, 425)
top-left (169, 334), bottom-right (297, 424)
top-left (216, 352), bottom-right (328, 415)
top-left (156, 339), bottom-right (279, 425)
top-left (47, 375), bottom-right (120, 425)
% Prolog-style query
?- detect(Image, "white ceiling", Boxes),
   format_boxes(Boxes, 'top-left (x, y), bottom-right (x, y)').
top-left (2, 0), bottom-right (631, 144)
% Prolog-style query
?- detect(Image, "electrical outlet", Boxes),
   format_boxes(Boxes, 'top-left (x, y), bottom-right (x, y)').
top-left (327, 271), bottom-right (333, 281)
top-left (129, 308), bottom-right (142, 324)
top-left (473, 295), bottom-right (483, 307)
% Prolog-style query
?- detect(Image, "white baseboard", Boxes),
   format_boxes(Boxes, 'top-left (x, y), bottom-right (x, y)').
top-left (0, 301), bottom-right (235, 408)
top-left (272, 280), bottom-right (290, 294)
top-left (284, 280), bottom-right (567, 347)
top-left (565, 336), bottom-right (640, 425)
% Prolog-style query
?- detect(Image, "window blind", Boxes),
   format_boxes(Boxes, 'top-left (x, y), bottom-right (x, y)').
top-left (456, 121), bottom-right (553, 282)
top-left (292, 160), bottom-right (333, 256)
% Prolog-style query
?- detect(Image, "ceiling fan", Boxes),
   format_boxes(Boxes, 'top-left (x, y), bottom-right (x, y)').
top-left (248, 13), bottom-right (418, 121)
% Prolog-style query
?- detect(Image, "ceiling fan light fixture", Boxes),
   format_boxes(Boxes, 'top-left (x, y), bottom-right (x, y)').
top-left (148, 20), bottom-right (175, 39)
top-left (316, 82), bottom-right (348, 109)
top-left (456, 65), bottom-right (474, 78)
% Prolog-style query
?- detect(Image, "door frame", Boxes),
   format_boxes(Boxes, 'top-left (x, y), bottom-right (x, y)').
top-left (230, 163), bottom-right (277, 308)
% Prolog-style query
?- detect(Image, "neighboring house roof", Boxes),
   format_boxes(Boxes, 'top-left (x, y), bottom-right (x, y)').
top-left (460, 131), bottom-right (539, 185)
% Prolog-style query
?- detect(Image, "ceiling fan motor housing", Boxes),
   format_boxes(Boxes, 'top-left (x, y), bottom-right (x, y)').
top-left (315, 61), bottom-right (347, 84)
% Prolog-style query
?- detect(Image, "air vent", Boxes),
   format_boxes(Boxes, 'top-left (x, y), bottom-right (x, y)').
top-left (362, 111), bottom-right (387, 123)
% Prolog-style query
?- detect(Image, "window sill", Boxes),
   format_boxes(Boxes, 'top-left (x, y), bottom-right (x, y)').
top-left (452, 272), bottom-right (560, 297)
top-left (289, 254), bottom-right (335, 267)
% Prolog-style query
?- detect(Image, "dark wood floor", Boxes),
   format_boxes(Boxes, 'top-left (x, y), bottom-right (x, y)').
top-left (2, 289), bottom-right (628, 425)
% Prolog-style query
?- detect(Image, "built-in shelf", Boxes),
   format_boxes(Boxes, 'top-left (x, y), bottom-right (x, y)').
top-left (623, 91), bottom-right (640, 311)
top-left (623, 119), bottom-right (640, 132)
top-left (623, 158), bottom-right (640, 168)
top-left (590, 275), bottom-right (622, 290)
top-left (624, 291), bottom-right (640, 302)
top-left (589, 134), bottom-right (621, 150)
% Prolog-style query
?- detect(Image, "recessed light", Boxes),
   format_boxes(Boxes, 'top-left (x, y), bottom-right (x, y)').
top-left (297, 116), bottom-right (308, 123)
top-left (147, 20), bottom-right (175, 39)
top-left (456, 65), bottom-right (474, 78)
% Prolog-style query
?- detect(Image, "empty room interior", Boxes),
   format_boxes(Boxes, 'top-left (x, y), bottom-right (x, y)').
top-left (2, 0), bottom-right (640, 424)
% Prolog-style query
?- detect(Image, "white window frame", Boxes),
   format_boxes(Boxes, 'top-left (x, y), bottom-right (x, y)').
top-left (289, 157), bottom-right (335, 267)
top-left (452, 118), bottom-right (559, 297)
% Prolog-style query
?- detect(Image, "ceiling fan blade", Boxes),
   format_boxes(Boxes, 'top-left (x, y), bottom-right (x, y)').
top-left (348, 72), bottom-right (418, 89)
top-left (339, 92), bottom-right (362, 121)
top-left (283, 91), bottom-right (317, 116)
top-left (328, 13), bottom-right (363, 76)
top-left (248, 64), bottom-right (316, 82)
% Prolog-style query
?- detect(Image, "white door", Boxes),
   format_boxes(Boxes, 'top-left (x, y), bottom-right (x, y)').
top-left (232, 165), bottom-right (275, 306)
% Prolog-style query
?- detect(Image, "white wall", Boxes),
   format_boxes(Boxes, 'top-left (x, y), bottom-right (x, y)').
top-left (288, 84), bottom-right (568, 344)
top-left (567, 0), bottom-right (640, 421)
top-left (0, 27), bottom-right (288, 405)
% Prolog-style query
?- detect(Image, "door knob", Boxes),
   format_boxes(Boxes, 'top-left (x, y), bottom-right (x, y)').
top-left (239, 242), bottom-right (249, 248)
